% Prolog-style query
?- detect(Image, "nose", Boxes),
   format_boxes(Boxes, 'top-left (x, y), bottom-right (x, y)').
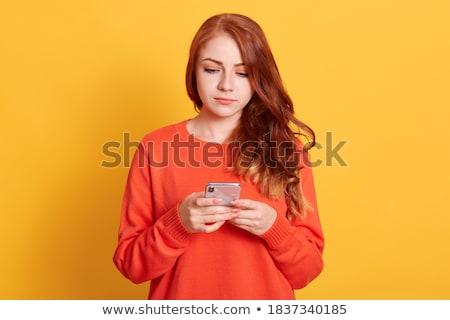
top-left (217, 71), bottom-right (234, 91)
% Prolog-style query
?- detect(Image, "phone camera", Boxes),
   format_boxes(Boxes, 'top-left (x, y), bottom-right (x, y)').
top-left (208, 186), bottom-right (214, 192)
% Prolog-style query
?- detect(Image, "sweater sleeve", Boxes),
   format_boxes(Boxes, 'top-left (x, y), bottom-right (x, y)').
top-left (113, 141), bottom-right (191, 284)
top-left (259, 160), bottom-right (325, 290)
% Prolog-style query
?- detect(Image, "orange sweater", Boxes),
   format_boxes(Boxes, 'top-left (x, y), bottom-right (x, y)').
top-left (113, 120), bottom-right (324, 299)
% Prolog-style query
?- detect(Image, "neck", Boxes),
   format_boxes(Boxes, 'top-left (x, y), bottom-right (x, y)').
top-left (188, 112), bottom-right (240, 144)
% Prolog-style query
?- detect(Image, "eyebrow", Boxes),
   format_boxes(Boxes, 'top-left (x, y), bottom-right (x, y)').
top-left (201, 58), bottom-right (245, 67)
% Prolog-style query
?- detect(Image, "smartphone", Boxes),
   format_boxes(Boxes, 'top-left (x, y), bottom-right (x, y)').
top-left (205, 182), bottom-right (241, 206)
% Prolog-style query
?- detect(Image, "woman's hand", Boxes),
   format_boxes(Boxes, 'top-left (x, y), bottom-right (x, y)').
top-left (178, 192), bottom-right (239, 233)
top-left (228, 199), bottom-right (277, 235)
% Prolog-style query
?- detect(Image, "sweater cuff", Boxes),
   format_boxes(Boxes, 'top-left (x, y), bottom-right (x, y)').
top-left (161, 205), bottom-right (191, 245)
top-left (259, 213), bottom-right (293, 249)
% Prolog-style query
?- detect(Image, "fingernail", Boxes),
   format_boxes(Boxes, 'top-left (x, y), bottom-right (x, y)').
top-left (213, 198), bottom-right (222, 204)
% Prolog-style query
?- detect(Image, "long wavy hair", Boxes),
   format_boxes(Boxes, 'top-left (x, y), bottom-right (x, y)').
top-left (186, 13), bottom-right (315, 220)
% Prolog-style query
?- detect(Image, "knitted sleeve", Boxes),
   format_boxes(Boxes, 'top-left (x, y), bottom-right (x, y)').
top-left (113, 141), bottom-right (191, 283)
top-left (259, 152), bottom-right (325, 289)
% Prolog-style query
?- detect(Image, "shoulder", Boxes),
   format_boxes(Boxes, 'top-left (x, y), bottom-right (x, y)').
top-left (141, 119), bottom-right (190, 143)
top-left (293, 135), bottom-right (315, 168)
top-left (293, 131), bottom-right (316, 151)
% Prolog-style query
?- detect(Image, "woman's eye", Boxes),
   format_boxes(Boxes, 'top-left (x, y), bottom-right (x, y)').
top-left (236, 72), bottom-right (248, 77)
top-left (204, 68), bottom-right (219, 74)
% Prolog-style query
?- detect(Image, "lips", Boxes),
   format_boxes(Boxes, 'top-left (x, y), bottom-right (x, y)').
top-left (214, 97), bottom-right (236, 105)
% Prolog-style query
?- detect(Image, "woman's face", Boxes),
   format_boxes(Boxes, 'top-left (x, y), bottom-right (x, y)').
top-left (195, 33), bottom-right (254, 121)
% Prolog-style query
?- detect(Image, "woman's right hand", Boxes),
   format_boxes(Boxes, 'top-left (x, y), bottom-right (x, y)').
top-left (178, 191), bottom-right (239, 233)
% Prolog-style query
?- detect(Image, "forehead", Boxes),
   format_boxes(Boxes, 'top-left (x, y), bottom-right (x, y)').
top-left (198, 34), bottom-right (243, 63)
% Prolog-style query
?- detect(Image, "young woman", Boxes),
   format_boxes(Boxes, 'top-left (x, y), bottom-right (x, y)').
top-left (113, 13), bottom-right (324, 299)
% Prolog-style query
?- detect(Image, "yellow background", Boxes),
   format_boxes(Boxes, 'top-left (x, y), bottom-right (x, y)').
top-left (1, 0), bottom-right (449, 299)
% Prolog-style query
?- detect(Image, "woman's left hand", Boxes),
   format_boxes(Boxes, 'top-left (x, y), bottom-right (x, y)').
top-left (228, 199), bottom-right (277, 235)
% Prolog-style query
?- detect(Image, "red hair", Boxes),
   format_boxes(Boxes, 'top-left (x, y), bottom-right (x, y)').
top-left (186, 13), bottom-right (315, 220)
